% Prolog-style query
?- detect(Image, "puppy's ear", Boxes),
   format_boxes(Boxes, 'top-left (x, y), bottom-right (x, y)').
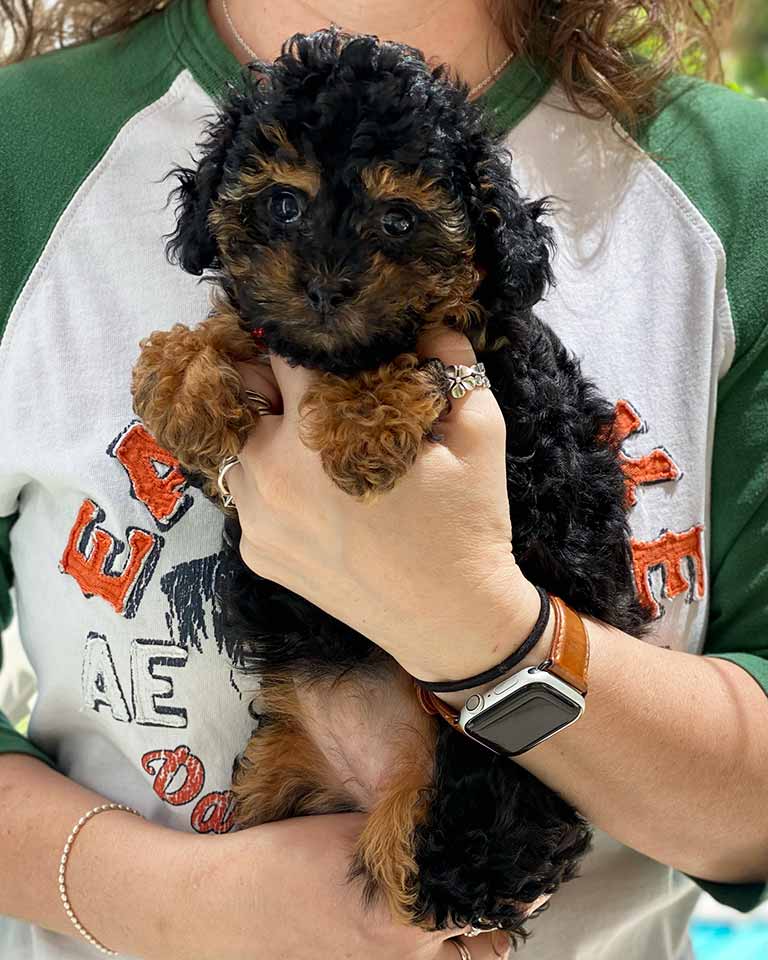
top-left (469, 150), bottom-right (555, 316)
top-left (164, 91), bottom-right (249, 276)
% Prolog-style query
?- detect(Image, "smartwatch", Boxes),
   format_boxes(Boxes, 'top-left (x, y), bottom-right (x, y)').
top-left (459, 666), bottom-right (585, 756)
top-left (417, 596), bottom-right (589, 757)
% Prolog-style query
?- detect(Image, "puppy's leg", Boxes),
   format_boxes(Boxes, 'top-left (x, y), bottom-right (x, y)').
top-left (131, 295), bottom-right (263, 500)
top-left (298, 353), bottom-right (450, 500)
top-left (348, 757), bottom-right (436, 926)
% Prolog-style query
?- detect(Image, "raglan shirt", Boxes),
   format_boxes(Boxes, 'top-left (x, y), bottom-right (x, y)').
top-left (0, 0), bottom-right (766, 956)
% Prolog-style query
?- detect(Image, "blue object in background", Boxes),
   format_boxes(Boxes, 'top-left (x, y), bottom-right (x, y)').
top-left (690, 921), bottom-right (768, 959)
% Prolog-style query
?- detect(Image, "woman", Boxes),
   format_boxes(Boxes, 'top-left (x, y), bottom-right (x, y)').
top-left (0, 0), bottom-right (766, 958)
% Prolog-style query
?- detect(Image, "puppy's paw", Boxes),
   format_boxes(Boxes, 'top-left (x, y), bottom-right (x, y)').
top-left (132, 323), bottom-right (259, 492)
top-left (298, 353), bottom-right (449, 499)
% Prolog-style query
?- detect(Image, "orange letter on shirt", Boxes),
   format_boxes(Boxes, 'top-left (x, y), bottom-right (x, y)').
top-left (60, 499), bottom-right (162, 617)
top-left (612, 400), bottom-right (679, 507)
top-left (191, 791), bottom-right (236, 834)
top-left (142, 745), bottom-right (205, 806)
top-left (108, 421), bottom-right (192, 529)
top-left (631, 525), bottom-right (705, 618)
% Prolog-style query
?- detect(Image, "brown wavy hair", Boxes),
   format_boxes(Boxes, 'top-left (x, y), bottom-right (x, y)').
top-left (1, 0), bottom-right (733, 126)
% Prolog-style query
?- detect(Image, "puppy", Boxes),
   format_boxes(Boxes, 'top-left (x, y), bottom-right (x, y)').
top-left (132, 29), bottom-right (651, 943)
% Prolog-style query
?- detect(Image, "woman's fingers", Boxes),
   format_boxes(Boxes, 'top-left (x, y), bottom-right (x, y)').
top-left (415, 328), bottom-right (496, 432)
top-left (268, 352), bottom-right (320, 421)
top-left (224, 359), bottom-right (283, 512)
top-left (248, 331), bottom-right (489, 431)
top-left (415, 327), bottom-right (478, 369)
top-left (415, 328), bottom-right (505, 458)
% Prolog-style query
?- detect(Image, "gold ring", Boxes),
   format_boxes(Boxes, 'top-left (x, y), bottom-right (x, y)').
top-left (217, 456), bottom-right (240, 508)
top-left (449, 939), bottom-right (472, 960)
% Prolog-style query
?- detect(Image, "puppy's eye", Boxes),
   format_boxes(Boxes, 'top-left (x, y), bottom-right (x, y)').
top-left (270, 189), bottom-right (303, 224)
top-left (381, 206), bottom-right (415, 237)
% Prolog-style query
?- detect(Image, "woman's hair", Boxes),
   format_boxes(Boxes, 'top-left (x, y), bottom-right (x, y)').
top-left (1, 0), bottom-right (733, 124)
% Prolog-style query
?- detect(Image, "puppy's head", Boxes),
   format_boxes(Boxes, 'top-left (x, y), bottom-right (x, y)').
top-left (166, 29), bottom-right (553, 375)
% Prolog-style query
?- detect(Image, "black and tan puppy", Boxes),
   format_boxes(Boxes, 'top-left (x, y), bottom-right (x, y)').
top-left (132, 29), bottom-right (651, 944)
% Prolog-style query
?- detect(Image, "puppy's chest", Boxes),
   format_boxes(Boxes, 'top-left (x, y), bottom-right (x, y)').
top-left (291, 662), bottom-right (437, 809)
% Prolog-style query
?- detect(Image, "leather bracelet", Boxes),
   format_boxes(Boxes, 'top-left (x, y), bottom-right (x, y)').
top-left (415, 584), bottom-right (550, 693)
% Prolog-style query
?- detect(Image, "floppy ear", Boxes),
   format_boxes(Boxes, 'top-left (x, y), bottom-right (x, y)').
top-left (164, 84), bottom-right (252, 276)
top-left (468, 148), bottom-right (555, 319)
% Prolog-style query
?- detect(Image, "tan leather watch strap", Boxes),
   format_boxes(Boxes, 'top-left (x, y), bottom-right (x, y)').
top-left (415, 682), bottom-right (463, 728)
top-left (415, 594), bottom-right (590, 725)
top-left (547, 595), bottom-right (589, 695)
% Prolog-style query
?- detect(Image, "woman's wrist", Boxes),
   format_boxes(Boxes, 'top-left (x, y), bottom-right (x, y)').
top-left (413, 569), bottom-right (555, 708)
top-left (62, 804), bottom-right (200, 959)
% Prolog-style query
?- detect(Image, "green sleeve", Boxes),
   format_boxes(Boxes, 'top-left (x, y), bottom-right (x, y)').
top-left (704, 309), bottom-right (768, 696)
top-left (638, 80), bottom-right (768, 911)
top-left (0, 516), bottom-right (54, 767)
top-left (695, 226), bottom-right (768, 913)
top-left (0, 712), bottom-right (55, 768)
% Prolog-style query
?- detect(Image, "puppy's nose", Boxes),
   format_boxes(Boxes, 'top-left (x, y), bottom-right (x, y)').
top-left (305, 278), bottom-right (356, 313)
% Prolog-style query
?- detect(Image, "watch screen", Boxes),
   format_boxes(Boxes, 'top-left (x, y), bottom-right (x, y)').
top-left (465, 683), bottom-right (580, 755)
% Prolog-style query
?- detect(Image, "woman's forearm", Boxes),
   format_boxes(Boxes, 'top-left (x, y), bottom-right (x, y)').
top-left (0, 756), bottom-right (476, 960)
top-left (0, 753), bottom-right (198, 957)
top-left (436, 609), bottom-right (768, 884)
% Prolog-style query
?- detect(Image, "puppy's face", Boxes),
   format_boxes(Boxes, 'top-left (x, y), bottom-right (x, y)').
top-left (208, 135), bottom-right (482, 375)
top-left (167, 30), bottom-right (553, 376)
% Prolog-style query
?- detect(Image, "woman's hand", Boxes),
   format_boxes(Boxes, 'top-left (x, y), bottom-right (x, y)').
top-left (184, 813), bottom-right (512, 960)
top-left (226, 329), bottom-right (542, 683)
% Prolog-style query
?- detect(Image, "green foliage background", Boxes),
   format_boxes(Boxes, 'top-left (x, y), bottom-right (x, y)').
top-left (725, 0), bottom-right (768, 97)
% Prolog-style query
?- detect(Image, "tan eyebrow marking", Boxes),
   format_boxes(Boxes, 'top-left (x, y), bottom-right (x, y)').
top-left (237, 157), bottom-right (322, 199)
top-left (361, 163), bottom-right (470, 244)
top-left (216, 158), bottom-right (320, 202)
top-left (218, 123), bottom-right (321, 202)
top-left (361, 163), bottom-right (444, 211)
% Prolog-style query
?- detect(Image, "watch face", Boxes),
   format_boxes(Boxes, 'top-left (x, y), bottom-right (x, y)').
top-left (464, 682), bottom-right (581, 756)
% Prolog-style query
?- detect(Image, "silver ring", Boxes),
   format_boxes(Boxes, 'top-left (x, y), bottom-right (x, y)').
top-left (444, 362), bottom-right (491, 399)
top-left (449, 940), bottom-right (472, 960)
top-left (245, 390), bottom-right (274, 415)
top-left (217, 456), bottom-right (240, 508)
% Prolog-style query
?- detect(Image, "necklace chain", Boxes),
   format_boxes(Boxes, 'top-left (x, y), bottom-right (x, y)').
top-left (221, 0), bottom-right (260, 61)
top-left (220, 0), bottom-right (513, 99)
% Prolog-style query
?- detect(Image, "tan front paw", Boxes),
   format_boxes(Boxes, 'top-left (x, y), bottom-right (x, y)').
top-left (298, 353), bottom-right (449, 500)
top-left (132, 323), bottom-right (258, 491)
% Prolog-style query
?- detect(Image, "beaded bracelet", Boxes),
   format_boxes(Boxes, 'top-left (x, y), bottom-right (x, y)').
top-left (59, 802), bottom-right (143, 955)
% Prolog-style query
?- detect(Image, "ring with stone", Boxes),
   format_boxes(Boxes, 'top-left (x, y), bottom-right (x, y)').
top-left (443, 362), bottom-right (491, 399)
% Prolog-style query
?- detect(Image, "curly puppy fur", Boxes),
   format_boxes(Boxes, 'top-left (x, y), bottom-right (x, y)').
top-left (132, 291), bottom-right (265, 499)
top-left (298, 355), bottom-right (450, 499)
top-left (135, 28), bottom-right (653, 945)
